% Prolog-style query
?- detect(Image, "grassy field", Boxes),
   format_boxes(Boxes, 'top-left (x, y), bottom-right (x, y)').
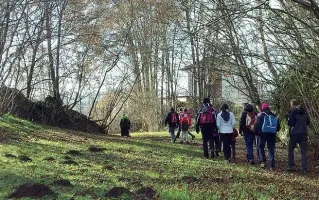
top-left (0, 115), bottom-right (318, 200)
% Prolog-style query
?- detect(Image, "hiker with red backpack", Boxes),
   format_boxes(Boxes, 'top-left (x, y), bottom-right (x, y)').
top-left (165, 108), bottom-right (179, 143)
top-left (216, 104), bottom-right (236, 162)
top-left (196, 98), bottom-right (218, 159)
top-left (179, 108), bottom-right (192, 144)
top-left (173, 108), bottom-right (195, 143)
top-left (254, 104), bottom-right (280, 170)
top-left (239, 103), bottom-right (257, 165)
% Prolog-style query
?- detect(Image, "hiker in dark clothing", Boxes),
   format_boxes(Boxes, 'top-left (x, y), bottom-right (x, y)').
top-left (165, 108), bottom-right (179, 143)
top-left (120, 113), bottom-right (131, 137)
top-left (254, 104), bottom-right (280, 170)
top-left (196, 98), bottom-right (218, 159)
top-left (239, 103), bottom-right (257, 165)
top-left (287, 99), bottom-right (310, 173)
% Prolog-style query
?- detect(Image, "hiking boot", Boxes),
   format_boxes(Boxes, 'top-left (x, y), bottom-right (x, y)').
top-left (260, 162), bottom-right (265, 168)
top-left (232, 154), bottom-right (236, 160)
top-left (186, 141), bottom-right (190, 144)
top-left (301, 169), bottom-right (307, 174)
top-left (270, 167), bottom-right (275, 171)
top-left (127, 135), bottom-right (131, 137)
top-left (287, 167), bottom-right (297, 172)
top-left (180, 141), bottom-right (184, 144)
top-left (225, 159), bottom-right (231, 164)
top-left (191, 135), bottom-right (195, 140)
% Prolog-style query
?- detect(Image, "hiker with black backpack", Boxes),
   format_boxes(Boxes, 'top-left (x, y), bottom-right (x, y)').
top-left (196, 98), bottom-right (218, 159)
top-left (216, 104), bottom-right (236, 163)
top-left (287, 99), bottom-right (310, 174)
top-left (254, 104), bottom-right (280, 170)
top-left (165, 108), bottom-right (179, 143)
top-left (120, 113), bottom-right (131, 137)
top-left (239, 103), bottom-right (257, 165)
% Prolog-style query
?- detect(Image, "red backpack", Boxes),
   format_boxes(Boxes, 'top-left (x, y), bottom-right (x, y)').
top-left (180, 113), bottom-right (189, 125)
top-left (171, 113), bottom-right (177, 123)
top-left (200, 104), bottom-right (214, 125)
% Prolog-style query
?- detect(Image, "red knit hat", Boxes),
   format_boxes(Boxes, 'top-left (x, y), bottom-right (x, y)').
top-left (261, 103), bottom-right (269, 110)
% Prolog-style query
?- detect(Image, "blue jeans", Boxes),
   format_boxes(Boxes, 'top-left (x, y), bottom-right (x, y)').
top-left (258, 134), bottom-right (276, 168)
top-left (244, 134), bottom-right (255, 161)
top-left (168, 126), bottom-right (176, 140)
top-left (288, 134), bottom-right (307, 170)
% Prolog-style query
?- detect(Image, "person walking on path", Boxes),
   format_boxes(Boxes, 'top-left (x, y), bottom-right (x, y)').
top-left (174, 108), bottom-right (195, 143)
top-left (216, 104), bottom-right (236, 162)
top-left (239, 103), bottom-right (257, 165)
top-left (196, 98), bottom-right (218, 159)
top-left (165, 108), bottom-right (179, 143)
top-left (254, 104), bottom-right (280, 170)
top-left (120, 113), bottom-right (131, 137)
top-left (179, 108), bottom-right (192, 144)
top-left (287, 99), bottom-right (310, 173)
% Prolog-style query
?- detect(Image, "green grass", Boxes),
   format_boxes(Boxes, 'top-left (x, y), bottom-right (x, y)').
top-left (0, 115), bottom-right (318, 199)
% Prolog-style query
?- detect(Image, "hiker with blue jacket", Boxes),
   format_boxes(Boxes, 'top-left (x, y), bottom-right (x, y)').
top-left (165, 108), bottom-right (179, 143)
top-left (254, 104), bottom-right (280, 170)
top-left (216, 103), bottom-right (236, 162)
top-left (287, 99), bottom-right (310, 173)
top-left (196, 98), bottom-right (218, 159)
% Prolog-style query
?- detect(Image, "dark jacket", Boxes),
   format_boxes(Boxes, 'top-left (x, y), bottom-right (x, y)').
top-left (254, 108), bottom-right (280, 135)
top-left (287, 107), bottom-right (310, 135)
top-left (239, 104), bottom-right (255, 135)
top-left (120, 118), bottom-right (131, 130)
top-left (165, 111), bottom-right (179, 127)
top-left (195, 103), bottom-right (218, 140)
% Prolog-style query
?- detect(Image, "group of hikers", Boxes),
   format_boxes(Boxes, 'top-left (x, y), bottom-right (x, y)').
top-left (164, 98), bottom-right (310, 173)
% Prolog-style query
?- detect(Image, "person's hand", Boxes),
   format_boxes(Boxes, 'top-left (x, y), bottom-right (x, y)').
top-left (240, 132), bottom-right (244, 136)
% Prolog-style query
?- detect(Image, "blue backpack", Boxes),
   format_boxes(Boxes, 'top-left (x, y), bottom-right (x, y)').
top-left (261, 113), bottom-right (278, 134)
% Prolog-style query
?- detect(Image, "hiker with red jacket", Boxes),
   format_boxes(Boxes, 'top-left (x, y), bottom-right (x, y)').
top-left (287, 99), bottom-right (310, 173)
top-left (173, 108), bottom-right (195, 143)
top-left (254, 104), bottom-right (280, 170)
top-left (196, 98), bottom-right (218, 159)
top-left (165, 108), bottom-right (179, 143)
top-left (239, 103), bottom-right (257, 165)
top-left (217, 104), bottom-right (236, 162)
top-left (179, 108), bottom-right (192, 144)
top-left (231, 128), bottom-right (239, 160)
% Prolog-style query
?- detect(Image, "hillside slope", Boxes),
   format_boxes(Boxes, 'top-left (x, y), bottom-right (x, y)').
top-left (0, 115), bottom-right (318, 199)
